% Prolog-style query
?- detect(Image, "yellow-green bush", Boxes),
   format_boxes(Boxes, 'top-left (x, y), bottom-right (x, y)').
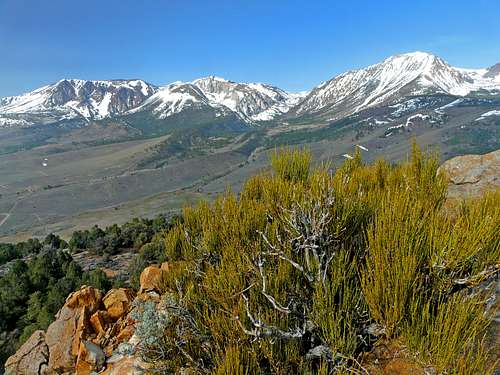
top-left (138, 145), bottom-right (499, 374)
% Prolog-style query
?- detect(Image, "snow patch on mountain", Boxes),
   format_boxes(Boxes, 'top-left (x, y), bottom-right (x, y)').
top-left (476, 110), bottom-right (500, 121)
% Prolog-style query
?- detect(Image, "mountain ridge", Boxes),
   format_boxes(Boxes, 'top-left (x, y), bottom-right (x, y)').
top-left (287, 51), bottom-right (500, 122)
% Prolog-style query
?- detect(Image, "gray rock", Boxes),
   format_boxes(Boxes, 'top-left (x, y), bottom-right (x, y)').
top-left (4, 330), bottom-right (49, 375)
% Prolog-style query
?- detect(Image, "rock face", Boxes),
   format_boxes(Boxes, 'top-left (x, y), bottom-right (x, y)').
top-left (439, 149), bottom-right (499, 198)
top-left (4, 330), bottom-right (49, 375)
top-left (45, 286), bottom-right (102, 373)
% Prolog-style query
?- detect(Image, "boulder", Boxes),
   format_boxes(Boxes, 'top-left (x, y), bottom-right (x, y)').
top-left (103, 288), bottom-right (136, 320)
top-left (139, 265), bottom-right (166, 293)
top-left (72, 306), bottom-right (91, 356)
top-left (75, 340), bottom-right (105, 375)
top-left (439, 149), bottom-right (499, 198)
top-left (45, 286), bottom-right (102, 373)
top-left (4, 330), bottom-right (49, 375)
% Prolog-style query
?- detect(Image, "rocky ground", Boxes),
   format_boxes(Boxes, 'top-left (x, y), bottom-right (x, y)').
top-left (72, 250), bottom-right (137, 284)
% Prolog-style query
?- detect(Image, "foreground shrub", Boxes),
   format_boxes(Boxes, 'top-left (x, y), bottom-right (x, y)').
top-left (143, 144), bottom-right (498, 373)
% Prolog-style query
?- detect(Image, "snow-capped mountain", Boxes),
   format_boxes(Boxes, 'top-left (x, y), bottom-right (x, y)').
top-left (191, 76), bottom-right (304, 121)
top-left (289, 52), bottom-right (500, 121)
top-left (131, 76), bottom-right (305, 123)
top-left (0, 79), bottom-right (157, 126)
top-left (483, 63), bottom-right (500, 81)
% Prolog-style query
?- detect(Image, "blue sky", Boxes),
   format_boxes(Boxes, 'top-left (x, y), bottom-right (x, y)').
top-left (0, 0), bottom-right (499, 96)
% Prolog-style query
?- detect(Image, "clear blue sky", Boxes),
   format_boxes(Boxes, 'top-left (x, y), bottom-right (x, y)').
top-left (0, 0), bottom-right (499, 97)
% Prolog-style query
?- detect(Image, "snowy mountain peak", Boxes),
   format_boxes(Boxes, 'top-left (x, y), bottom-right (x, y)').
top-left (131, 82), bottom-right (211, 119)
top-left (192, 76), bottom-right (230, 85)
top-left (290, 51), bottom-right (500, 121)
top-left (1, 52), bottom-right (497, 129)
top-left (0, 79), bottom-right (157, 123)
top-left (132, 76), bottom-right (307, 123)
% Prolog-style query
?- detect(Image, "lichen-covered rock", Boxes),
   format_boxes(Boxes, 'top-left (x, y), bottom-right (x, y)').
top-left (103, 288), bottom-right (136, 320)
top-left (75, 340), bottom-right (105, 375)
top-left (4, 330), bottom-right (49, 375)
top-left (45, 286), bottom-right (102, 373)
top-left (439, 149), bottom-right (499, 198)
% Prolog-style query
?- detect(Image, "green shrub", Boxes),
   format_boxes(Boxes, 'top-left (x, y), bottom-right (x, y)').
top-left (144, 145), bottom-right (498, 373)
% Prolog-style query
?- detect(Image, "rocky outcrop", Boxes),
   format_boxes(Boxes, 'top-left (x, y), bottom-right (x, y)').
top-left (4, 330), bottom-right (49, 375)
top-left (5, 284), bottom-right (142, 375)
top-left (439, 149), bottom-right (499, 198)
top-left (45, 286), bottom-right (102, 373)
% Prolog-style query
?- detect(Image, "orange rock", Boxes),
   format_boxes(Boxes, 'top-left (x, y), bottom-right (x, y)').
top-left (116, 325), bottom-right (135, 343)
top-left (65, 285), bottom-right (103, 314)
top-left (160, 262), bottom-right (170, 271)
top-left (75, 340), bottom-right (105, 375)
top-left (72, 306), bottom-right (91, 356)
top-left (103, 288), bottom-right (136, 320)
top-left (101, 355), bottom-right (149, 375)
top-left (90, 310), bottom-right (108, 334)
top-left (45, 286), bottom-right (103, 373)
top-left (139, 265), bottom-right (166, 293)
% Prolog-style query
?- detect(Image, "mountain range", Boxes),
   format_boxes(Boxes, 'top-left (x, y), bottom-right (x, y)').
top-left (1, 51), bottom-right (499, 130)
top-left (0, 51), bottom-right (499, 241)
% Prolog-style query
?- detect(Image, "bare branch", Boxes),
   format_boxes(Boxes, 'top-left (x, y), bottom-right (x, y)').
top-left (257, 256), bottom-right (292, 314)
top-left (237, 295), bottom-right (306, 340)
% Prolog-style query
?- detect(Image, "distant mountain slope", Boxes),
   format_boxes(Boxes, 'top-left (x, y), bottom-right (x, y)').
top-left (129, 76), bottom-right (305, 123)
top-left (483, 63), bottom-right (500, 80)
top-left (0, 77), bottom-right (306, 129)
top-left (0, 79), bottom-right (157, 126)
top-left (288, 52), bottom-right (500, 122)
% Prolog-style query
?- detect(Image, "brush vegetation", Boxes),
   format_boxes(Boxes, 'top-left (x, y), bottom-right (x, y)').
top-left (127, 144), bottom-right (499, 374)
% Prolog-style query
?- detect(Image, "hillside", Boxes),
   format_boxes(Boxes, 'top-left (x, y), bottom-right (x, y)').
top-left (3, 146), bottom-right (499, 374)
